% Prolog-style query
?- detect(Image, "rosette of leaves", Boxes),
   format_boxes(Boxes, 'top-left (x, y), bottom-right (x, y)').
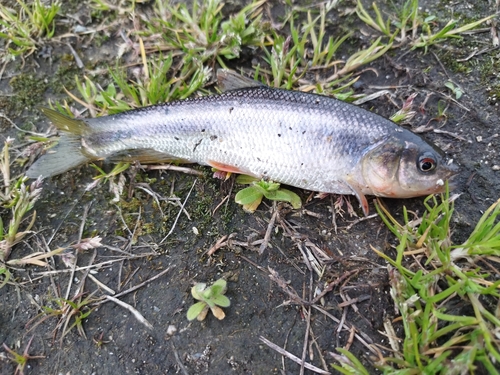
top-left (187, 279), bottom-right (230, 321)
top-left (234, 175), bottom-right (301, 213)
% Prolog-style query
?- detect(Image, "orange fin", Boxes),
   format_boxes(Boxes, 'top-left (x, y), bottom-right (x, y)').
top-left (207, 160), bottom-right (248, 175)
top-left (344, 180), bottom-right (370, 216)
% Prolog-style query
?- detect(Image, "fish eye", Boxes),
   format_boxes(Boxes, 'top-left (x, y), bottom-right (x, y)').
top-left (418, 153), bottom-right (437, 172)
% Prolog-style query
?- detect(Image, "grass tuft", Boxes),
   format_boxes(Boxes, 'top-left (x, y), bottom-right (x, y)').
top-left (0, 0), bottom-right (60, 60)
top-left (364, 185), bottom-right (500, 373)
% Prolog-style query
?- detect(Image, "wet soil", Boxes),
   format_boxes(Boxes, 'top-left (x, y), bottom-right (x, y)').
top-left (1, 0), bottom-right (499, 374)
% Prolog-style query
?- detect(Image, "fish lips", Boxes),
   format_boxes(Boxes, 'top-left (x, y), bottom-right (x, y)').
top-left (437, 157), bottom-right (460, 191)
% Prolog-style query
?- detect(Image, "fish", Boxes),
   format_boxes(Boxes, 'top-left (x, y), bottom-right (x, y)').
top-left (26, 70), bottom-right (458, 215)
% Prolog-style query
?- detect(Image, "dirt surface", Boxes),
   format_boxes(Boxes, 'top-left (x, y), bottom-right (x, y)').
top-left (1, 0), bottom-right (499, 374)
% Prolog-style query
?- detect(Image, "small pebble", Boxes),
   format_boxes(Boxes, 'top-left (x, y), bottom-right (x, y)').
top-left (166, 325), bottom-right (177, 336)
top-left (492, 165), bottom-right (500, 171)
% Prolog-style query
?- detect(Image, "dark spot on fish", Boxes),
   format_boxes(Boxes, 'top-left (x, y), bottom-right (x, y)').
top-left (315, 99), bottom-right (320, 104)
top-left (210, 135), bottom-right (218, 141)
top-left (263, 171), bottom-right (267, 175)
top-left (301, 163), bottom-right (304, 166)
top-left (257, 157), bottom-right (261, 162)
top-left (289, 127), bottom-right (292, 130)
top-left (201, 129), bottom-right (206, 132)
top-left (229, 107), bottom-right (234, 113)
top-left (174, 137), bottom-right (180, 141)
top-left (302, 130), bottom-right (306, 135)
top-left (278, 134), bottom-right (281, 137)
top-left (193, 139), bottom-right (202, 152)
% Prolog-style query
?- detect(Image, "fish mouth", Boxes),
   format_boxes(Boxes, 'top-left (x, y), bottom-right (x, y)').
top-left (446, 173), bottom-right (459, 191)
top-left (443, 159), bottom-right (460, 191)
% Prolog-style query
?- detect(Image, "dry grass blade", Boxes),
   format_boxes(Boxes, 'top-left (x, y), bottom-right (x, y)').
top-left (259, 336), bottom-right (330, 375)
top-left (106, 295), bottom-right (153, 330)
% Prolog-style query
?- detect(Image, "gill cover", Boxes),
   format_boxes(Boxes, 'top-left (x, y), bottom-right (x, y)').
top-left (361, 137), bottom-right (453, 198)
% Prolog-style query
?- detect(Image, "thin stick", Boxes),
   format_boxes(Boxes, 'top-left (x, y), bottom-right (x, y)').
top-left (300, 271), bottom-right (314, 375)
top-left (171, 342), bottom-right (189, 375)
top-left (344, 213), bottom-right (378, 231)
top-left (259, 336), bottom-right (330, 375)
top-left (106, 295), bottom-right (153, 330)
top-left (259, 203), bottom-right (278, 254)
top-left (33, 254), bottom-right (155, 275)
top-left (96, 266), bottom-right (172, 305)
top-left (312, 305), bottom-right (378, 355)
top-left (160, 179), bottom-right (197, 244)
top-left (145, 164), bottom-right (203, 176)
top-left (64, 202), bottom-right (93, 301)
top-left (88, 274), bottom-right (115, 295)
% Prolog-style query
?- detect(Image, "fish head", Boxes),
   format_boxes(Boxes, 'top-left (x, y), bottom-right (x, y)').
top-left (361, 135), bottom-right (459, 198)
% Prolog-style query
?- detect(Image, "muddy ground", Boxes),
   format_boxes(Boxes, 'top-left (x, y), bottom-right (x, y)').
top-left (1, 0), bottom-right (499, 374)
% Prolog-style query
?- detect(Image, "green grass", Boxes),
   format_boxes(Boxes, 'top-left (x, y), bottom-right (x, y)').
top-left (333, 185), bottom-right (500, 374)
top-left (356, 0), bottom-right (494, 53)
top-left (2, 336), bottom-right (44, 375)
top-left (0, 0), bottom-right (60, 60)
top-left (0, 139), bottom-right (42, 266)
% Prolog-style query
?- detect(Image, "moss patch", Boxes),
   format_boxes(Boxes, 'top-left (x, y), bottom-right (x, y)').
top-left (9, 74), bottom-right (49, 112)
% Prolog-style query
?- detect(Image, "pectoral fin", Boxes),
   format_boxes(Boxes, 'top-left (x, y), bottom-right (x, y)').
top-left (344, 180), bottom-right (370, 216)
top-left (207, 160), bottom-right (256, 176)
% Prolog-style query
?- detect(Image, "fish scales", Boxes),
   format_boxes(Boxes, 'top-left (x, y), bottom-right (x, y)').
top-left (83, 88), bottom-right (387, 194)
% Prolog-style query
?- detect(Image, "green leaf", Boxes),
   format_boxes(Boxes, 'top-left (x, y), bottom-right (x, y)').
top-left (209, 279), bottom-right (227, 297)
top-left (0, 267), bottom-right (10, 289)
top-left (242, 196), bottom-right (263, 213)
top-left (211, 278), bottom-right (227, 291)
top-left (235, 186), bottom-right (264, 205)
top-left (187, 301), bottom-right (207, 321)
top-left (191, 283), bottom-right (206, 300)
top-left (264, 188), bottom-right (302, 209)
top-left (256, 180), bottom-right (280, 192)
top-left (235, 174), bottom-right (259, 185)
top-left (211, 294), bottom-right (230, 308)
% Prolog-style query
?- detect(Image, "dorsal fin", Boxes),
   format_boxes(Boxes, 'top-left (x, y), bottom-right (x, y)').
top-left (39, 107), bottom-right (91, 135)
top-left (216, 69), bottom-right (264, 92)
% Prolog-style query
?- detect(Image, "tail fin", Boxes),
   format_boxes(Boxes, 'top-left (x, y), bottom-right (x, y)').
top-left (25, 108), bottom-right (92, 179)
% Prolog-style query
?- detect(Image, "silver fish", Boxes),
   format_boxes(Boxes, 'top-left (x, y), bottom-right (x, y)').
top-left (26, 70), bottom-right (458, 214)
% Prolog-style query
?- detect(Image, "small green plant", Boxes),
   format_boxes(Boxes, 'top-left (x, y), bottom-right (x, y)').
top-left (142, 0), bottom-right (264, 69)
top-left (0, 139), bottom-right (42, 265)
top-left (89, 0), bottom-right (140, 13)
top-left (390, 93), bottom-right (417, 124)
top-left (27, 291), bottom-right (97, 342)
top-left (187, 278), bottom-right (230, 321)
top-left (2, 336), bottom-right (44, 375)
top-left (444, 80), bottom-right (464, 100)
top-left (0, 0), bottom-right (60, 60)
top-left (356, 0), bottom-right (494, 52)
top-left (234, 175), bottom-right (301, 213)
